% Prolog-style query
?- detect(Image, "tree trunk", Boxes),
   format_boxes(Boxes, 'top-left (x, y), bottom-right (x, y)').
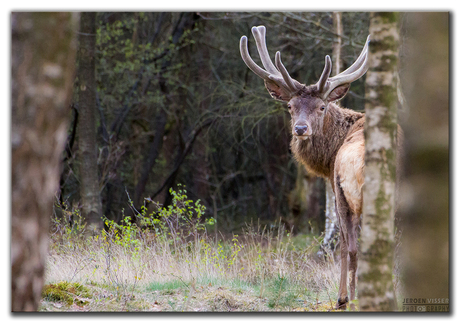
top-left (319, 11), bottom-right (342, 256)
top-left (77, 12), bottom-right (103, 229)
top-left (318, 181), bottom-right (338, 256)
top-left (332, 11), bottom-right (343, 74)
top-left (399, 12), bottom-right (449, 309)
top-left (133, 108), bottom-right (167, 209)
top-left (358, 12), bottom-right (399, 311)
top-left (11, 12), bottom-right (77, 311)
top-left (288, 165), bottom-right (324, 234)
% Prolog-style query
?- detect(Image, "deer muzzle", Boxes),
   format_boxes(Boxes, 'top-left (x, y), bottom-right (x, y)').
top-left (294, 123), bottom-right (312, 139)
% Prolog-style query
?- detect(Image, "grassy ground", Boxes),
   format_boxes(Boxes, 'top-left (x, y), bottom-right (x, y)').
top-left (41, 225), bottom-right (342, 312)
top-left (40, 191), bottom-right (350, 312)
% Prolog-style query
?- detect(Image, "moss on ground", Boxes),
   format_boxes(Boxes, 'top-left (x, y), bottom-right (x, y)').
top-left (42, 281), bottom-right (92, 306)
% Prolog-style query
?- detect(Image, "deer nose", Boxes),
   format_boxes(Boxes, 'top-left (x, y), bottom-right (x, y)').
top-left (295, 125), bottom-right (308, 136)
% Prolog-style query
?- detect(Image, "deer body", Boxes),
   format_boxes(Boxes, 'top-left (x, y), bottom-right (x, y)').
top-left (239, 26), bottom-right (388, 309)
top-left (289, 95), bottom-right (367, 308)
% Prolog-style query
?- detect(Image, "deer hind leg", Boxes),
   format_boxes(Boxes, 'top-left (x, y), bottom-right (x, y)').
top-left (347, 216), bottom-right (358, 310)
top-left (334, 180), bottom-right (350, 309)
top-left (334, 175), bottom-right (355, 310)
top-left (336, 226), bottom-right (349, 309)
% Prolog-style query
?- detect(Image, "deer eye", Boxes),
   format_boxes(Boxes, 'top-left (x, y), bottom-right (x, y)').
top-left (320, 106), bottom-right (326, 111)
top-left (287, 104), bottom-right (292, 110)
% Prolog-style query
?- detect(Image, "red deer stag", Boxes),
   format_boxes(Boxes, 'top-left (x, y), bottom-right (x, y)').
top-left (240, 26), bottom-right (400, 309)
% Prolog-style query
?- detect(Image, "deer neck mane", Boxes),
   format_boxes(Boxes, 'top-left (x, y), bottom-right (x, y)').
top-left (290, 103), bottom-right (364, 179)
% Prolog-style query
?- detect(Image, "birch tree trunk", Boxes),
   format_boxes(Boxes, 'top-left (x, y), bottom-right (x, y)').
top-left (319, 11), bottom-right (341, 257)
top-left (332, 11), bottom-right (343, 74)
top-left (11, 12), bottom-right (77, 311)
top-left (320, 182), bottom-right (338, 255)
top-left (358, 12), bottom-right (399, 311)
top-left (77, 12), bottom-right (103, 229)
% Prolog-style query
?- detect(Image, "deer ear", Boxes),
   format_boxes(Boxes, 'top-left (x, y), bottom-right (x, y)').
top-left (326, 83), bottom-right (350, 102)
top-left (264, 80), bottom-right (293, 102)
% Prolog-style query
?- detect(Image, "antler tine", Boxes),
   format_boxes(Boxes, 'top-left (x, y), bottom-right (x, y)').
top-left (240, 35), bottom-right (271, 80)
top-left (251, 26), bottom-right (279, 75)
top-left (275, 51), bottom-right (302, 93)
top-left (316, 55), bottom-right (333, 93)
top-left (330, 35), bottom-right (370, 79)
top-left (328, 52), bottom-right (368, 89)
top-left (317, 35), bottom-right (370, 100)
top-left (240, 25), bottom-right (302, 96)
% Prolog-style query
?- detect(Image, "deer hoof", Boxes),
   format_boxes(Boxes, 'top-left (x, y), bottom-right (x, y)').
top-left (336, 296), bottom-right (349, 310)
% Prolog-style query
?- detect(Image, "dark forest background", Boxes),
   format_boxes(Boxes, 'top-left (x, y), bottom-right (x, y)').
top-left (59, 12), bottom-right (370, 234)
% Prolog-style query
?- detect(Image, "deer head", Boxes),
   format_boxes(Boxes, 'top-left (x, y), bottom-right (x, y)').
top-left (240, 26), bottom-right (370, 140)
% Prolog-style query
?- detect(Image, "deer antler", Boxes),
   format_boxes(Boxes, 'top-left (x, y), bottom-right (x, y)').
top-left (316, 35), bottom-right (371, 100)
top-left (240, 26), bottom-right (303, 97)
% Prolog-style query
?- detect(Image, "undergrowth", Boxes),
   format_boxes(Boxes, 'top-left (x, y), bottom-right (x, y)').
top-left (43, 185), bottom-right (341, 312)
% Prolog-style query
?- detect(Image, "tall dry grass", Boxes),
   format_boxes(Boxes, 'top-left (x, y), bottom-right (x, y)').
top-left (47, 226), bottom-right (339, 289)
top-left (43, 189), bottom-right (342, 311)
